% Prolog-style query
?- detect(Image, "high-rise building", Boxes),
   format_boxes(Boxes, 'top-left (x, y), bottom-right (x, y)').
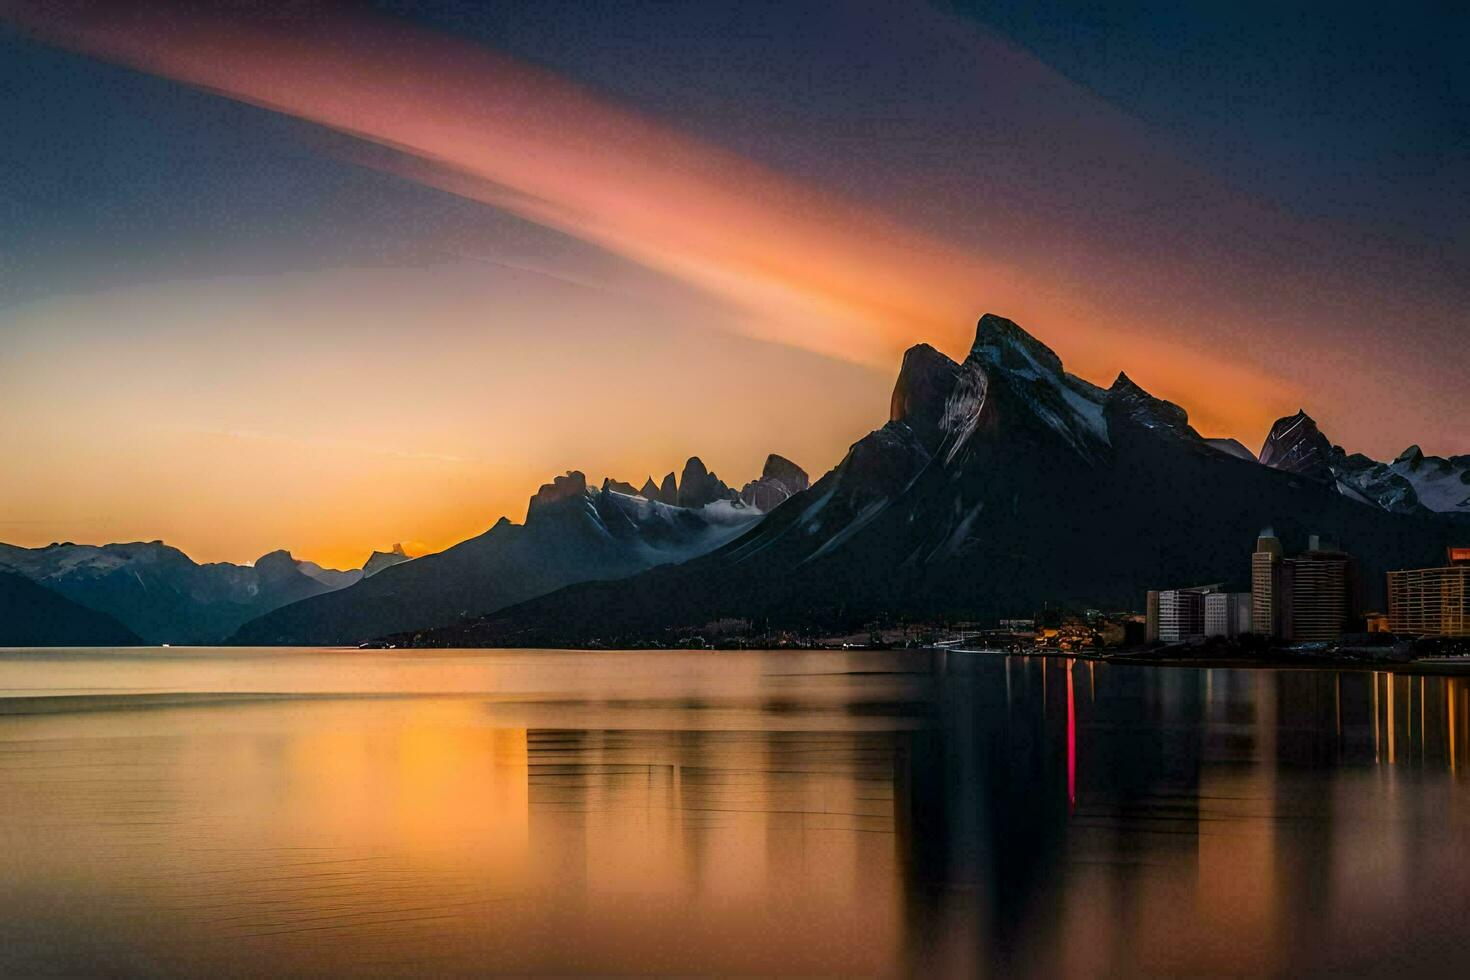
top-left (1158, 587), bottom-right (1214, 643)
top-left (1145, 590), bottom-right (1160, 643)
top-left (1281, 543), bottom-right (1358, 643)
top-left (1388, 548), bottom-right (1470, 636)
top-left (1204, 592), bottom-right (1252, 638)
top-left (1250, 530), bottom-right (1358, 643)
top-left (1251, 530), bottom-right (1284, 637)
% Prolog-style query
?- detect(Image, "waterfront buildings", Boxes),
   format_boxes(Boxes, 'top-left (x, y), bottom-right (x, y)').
top-left (1388, 548), bottom-right (1470, 636)
top-left (1158, 589), bottom-right (1205, 642)
top-left (1252, 531), bottom-right (1360, 643)
top-left (1251, 531), bottom-right (1284, 637)
top-left (1147, 585), bottom-right (1227, 643)
top-left (1204, 591), bottom-right (1252, 638)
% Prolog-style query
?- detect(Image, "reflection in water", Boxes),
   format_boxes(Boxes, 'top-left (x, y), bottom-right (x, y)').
top-left (0, 649), bottom-right (1468, 976)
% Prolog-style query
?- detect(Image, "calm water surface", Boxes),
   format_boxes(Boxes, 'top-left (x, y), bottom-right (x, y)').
top-left (1, 647), bottom-right (1468, 977)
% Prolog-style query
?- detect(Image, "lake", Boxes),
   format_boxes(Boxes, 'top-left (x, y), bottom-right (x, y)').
top-left (1, 647), bottom-right (1467, 976)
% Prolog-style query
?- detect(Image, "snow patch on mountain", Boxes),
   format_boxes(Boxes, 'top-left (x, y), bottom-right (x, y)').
top-left (940, 365), bottom-right (989, 463)
top-left (1258, 411), bottom-right (1470, 515)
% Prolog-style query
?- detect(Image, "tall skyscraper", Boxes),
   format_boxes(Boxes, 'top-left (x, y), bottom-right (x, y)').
top-left (1251, 530), bottom-right (1284, 637)
top-left (1389, 548), bottom-right (1470, 636)
top-left (1145, 590), bottom-right (1160, 643)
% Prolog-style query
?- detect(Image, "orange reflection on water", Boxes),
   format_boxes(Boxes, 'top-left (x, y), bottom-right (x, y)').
top-left (4, 650), bottom-right (1470, 977)
top-left (0, 696), bottom-right (905, 976)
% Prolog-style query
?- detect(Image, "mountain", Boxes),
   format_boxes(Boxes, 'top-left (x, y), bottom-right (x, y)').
top-left (1258, 410), bottom-right (1335, 482)
top-left (1258, 413), bottom-right (1470, 516)
top-left (296, 559), bottom-right (363, 590)
top-left (0, 570), bottom-right (143, 647)
top-left (0, 541), bottom-right (350, 645)
top-left (229, 456), bottom-right (791, 646)
top-left (407, 314), bottom-right (1464, 647)
top-left (676, 456), bottom-right (736, 508)
top-left (1205, 437), bottom-right (1256, 462)
top-left (739, 454), bottom-right (810, 510)
top-left (361, 543), bottom-right (411, 578)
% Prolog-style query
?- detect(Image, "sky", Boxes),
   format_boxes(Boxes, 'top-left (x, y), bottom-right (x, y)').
top-left (1, 0), bottom-right (1466, 568)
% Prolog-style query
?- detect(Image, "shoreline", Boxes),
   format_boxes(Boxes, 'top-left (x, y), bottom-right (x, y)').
top-left (939, 644), bottom-right (1470, 675)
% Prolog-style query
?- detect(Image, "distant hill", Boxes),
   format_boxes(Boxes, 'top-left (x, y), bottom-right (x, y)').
top-left (0, 570), bottom-right (142, 646)
top-left (0, 542), bottom-right (360, 644)
top-left (401, 314), bottom-right (1466, 647)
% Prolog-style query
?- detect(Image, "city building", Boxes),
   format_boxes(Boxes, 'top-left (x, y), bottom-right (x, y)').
top-left (1388, 548), bottom-right (1470, 636)
top-left (1153, 585), bottom-right (1221, 643)
top-left (1251, 530), bottom-right (1283, 637)
top-left (1251, 531), bottom-right (1359, 643)
top-left (1145, 590), bottom-right (1160, 643)
top-left (1204, 592), bottom-right (1252, 638)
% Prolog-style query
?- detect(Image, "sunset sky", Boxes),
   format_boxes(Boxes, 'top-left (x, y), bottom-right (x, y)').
top-left (3, 1), bottom-right (1466, 568)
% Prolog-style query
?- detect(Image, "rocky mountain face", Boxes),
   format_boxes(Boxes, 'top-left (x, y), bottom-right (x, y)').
top-left (1258, 411), bottom-right (1335, 482)
top-left (1258, 413), bottom-right (1470, 516)
top-left (0, 570), bottom-right (143, 647)
top-left (738, 454), bottom-right (810, 510)
top-left (0, 541), bottom-right (352, 644)
top-left (675, 457), bottom-right (735, 508)
top-left (409, 314), bottom-right (1463, 647)
top-left (230, 455), bottom-right (802, 646)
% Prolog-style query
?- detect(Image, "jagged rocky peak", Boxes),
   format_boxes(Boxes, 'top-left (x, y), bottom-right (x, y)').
top-left (1258, 410), bottom-right (1334, 482)
top-left (676, 456), bottom-right (734, 509)
top-left (658, 472), bottom-right (679, 506)
top-left (527, 471), bottom-right (589, 518)
top-left (970, 313), bottom-right (1065, 377)
top-left (761, 454), bottom-right (808, 493)
top-left (639, 476), bottom-right (661, 500)
top-left (601, 477), bottom-right (639, 496)
top-left (739, 454), bottom-right (810, 510)
top-left (362, 543), bottom-right (411, 578)
top-left (889, 343), bottom-right (963, 452)
top-left (1105, 372), bottom-right (1193, 434)
top-left (1397, 445), bottom-right (1425, 469)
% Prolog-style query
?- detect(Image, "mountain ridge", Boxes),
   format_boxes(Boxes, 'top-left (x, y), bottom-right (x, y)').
top-left (0, 540), bottom-right (393, 644)
top-left (229, 454), bottom-right (807, 646)
top-left (396, 314), bottom-right (1464, 648)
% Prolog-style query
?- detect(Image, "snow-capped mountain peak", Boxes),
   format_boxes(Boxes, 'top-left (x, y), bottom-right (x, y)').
top-left (1256, 412), bottom-right (1470, 515)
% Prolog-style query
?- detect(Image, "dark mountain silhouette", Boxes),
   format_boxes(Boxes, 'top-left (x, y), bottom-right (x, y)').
top-left (404, 314), bottom-right (1465, 647)
top-left (0, 541), bottom-right (348, 645)
top-left (0, 570), bottom-right (143, 646)
top-left (1205, 437), bottom-right (1256, 462)
top-left (229, 456), bottom-right (800, 646)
